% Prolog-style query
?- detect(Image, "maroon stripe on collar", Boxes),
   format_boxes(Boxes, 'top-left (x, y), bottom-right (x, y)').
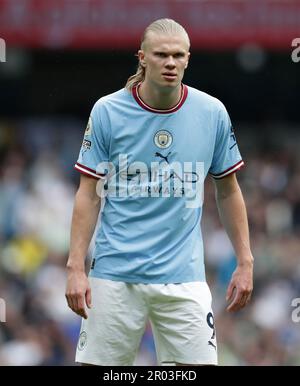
top-left (132, 83), bottom-right (188, 114)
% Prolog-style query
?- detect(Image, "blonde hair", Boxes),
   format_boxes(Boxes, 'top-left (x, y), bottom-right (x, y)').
top-left (125, 18), bottom-right (190, 91)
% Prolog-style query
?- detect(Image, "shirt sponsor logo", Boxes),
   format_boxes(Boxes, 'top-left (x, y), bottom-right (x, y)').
top-left (96, 154), bottom-right (205, 209)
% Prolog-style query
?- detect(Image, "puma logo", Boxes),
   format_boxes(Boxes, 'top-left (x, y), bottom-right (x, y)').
top-left (155, 151), bottom-right (171, 164)
top-left (208, 340), bottom-right (217, 350)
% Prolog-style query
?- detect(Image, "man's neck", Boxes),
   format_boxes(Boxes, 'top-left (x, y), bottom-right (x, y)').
top-left (138, 81), bottom-right (182, 110)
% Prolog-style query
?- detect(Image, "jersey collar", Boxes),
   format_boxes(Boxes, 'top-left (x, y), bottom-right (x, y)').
top-left (132, 82), bottom-right (188, 114)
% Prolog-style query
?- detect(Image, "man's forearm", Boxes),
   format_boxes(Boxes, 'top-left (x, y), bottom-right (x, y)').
top-left (215, 184), bottom-right (253, 266)
top-left (67, 190), bottom-right (101, 272)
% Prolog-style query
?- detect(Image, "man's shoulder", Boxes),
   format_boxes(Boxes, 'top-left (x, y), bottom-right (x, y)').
top-left (186, 85), bottom-right (226, 112)
top-left (93, 88), bottom-right (131, 110)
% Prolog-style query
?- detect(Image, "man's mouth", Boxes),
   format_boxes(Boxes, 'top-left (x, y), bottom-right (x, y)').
top-left (162, 73), bottom-right (177, 80)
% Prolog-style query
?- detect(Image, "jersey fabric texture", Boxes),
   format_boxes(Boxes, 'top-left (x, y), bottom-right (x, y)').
top-left (75, 84), bottom-right (244, 284)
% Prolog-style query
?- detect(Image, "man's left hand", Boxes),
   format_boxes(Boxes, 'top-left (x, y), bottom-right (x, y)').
top-left (226, 262), bottom-right (253, 312)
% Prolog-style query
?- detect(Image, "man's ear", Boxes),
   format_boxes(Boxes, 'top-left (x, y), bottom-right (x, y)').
top-left (138, 50), bottom-right (146, 67)
top-left (185, 52), bottom-right (191, 69)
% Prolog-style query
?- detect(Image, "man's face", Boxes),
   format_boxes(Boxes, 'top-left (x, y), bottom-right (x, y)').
top-left (138, 32), bottom-right (190, 89)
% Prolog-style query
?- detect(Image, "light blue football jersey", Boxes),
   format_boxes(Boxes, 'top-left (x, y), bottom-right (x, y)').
top-left (75, 84), bottom-right (244, 284)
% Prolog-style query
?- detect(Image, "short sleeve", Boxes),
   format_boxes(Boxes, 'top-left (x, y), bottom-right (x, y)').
top-left (74, 101), bottom-right (109, 180)
top-left (209, 103), bottom-right (244, 179)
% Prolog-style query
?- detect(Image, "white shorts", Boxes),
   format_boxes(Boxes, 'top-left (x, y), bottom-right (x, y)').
top-left (75, 277), bottom-right (218, 366)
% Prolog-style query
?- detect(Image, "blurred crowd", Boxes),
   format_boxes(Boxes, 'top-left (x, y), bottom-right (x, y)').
top-left (0, 119), bottom-right (300, 366)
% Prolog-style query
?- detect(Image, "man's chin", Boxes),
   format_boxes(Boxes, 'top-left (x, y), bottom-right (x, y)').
top-left (159, 79), bottom-right (181, 90)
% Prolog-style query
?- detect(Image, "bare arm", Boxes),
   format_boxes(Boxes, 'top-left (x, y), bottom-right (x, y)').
top-left (213, 173), bottom-right (253, 312)
top-left (65, 174), bottom-right (102, 319)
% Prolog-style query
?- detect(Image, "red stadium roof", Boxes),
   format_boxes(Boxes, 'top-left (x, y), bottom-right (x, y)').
top-left (0, 0), bottom-right (299, 50)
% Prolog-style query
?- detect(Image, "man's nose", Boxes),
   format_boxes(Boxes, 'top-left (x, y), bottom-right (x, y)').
top-left (165, 56), bottom-right (176, 67)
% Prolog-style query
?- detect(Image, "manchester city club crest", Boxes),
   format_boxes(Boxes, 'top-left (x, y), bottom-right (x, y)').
top-left (78, 331), bottom-right (87, 351)
top-left (154, 130), bottom-right (173, 149)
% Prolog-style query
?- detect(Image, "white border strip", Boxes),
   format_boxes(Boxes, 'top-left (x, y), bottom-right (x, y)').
top-left (74, 163), bottom-right (104, 179)
top-left (211, 160), bottom-right (244, 179)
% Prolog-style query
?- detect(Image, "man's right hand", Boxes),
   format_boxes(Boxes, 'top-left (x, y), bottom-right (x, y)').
top-left (65, 268), bottom-right (92, 319)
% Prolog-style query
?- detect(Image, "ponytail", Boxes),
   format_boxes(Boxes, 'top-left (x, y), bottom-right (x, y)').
top-left (125, 62), bottom-right (145, 91)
